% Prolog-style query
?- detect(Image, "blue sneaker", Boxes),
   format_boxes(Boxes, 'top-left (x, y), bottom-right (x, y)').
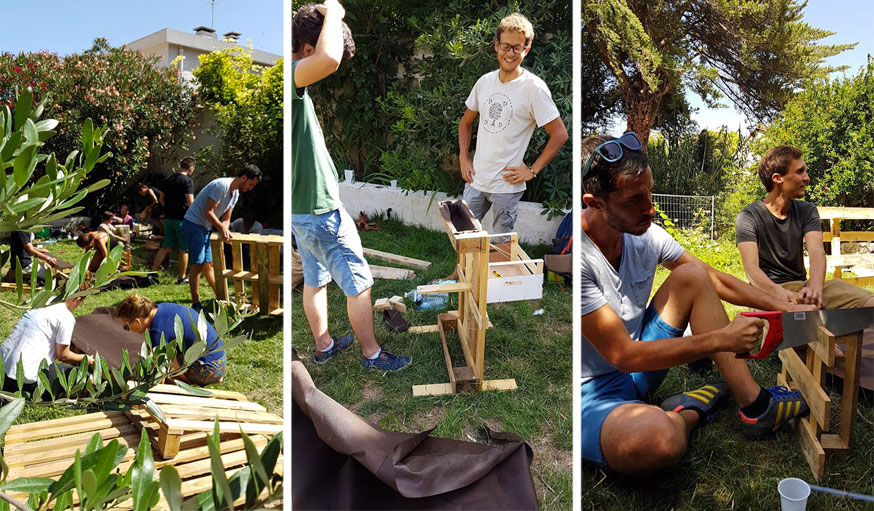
top-left (738, 386), bottom-right (809, 439)
top-left (313, 335), bottom-right (355, 364)
top-left (360, 350), bottom-right (411, 371)
top-left (660, 381), bottom-right (730, 424)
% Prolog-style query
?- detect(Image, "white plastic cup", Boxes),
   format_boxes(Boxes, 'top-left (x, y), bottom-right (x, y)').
top-left (344, 169), bottom-right (355, 183)
top-left (390, 179), bottom-right (398, 190)
top-left (778, 478), bottom-right (810, 511)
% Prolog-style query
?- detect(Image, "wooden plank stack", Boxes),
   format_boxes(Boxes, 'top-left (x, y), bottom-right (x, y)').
top-left (3, 384), bottom-right (283, 505)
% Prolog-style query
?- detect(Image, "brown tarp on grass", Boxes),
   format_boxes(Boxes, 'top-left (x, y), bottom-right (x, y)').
top-left (71, 307), bottom-right (145, 368)
top-left (291, 350), bottom-right (538, 510)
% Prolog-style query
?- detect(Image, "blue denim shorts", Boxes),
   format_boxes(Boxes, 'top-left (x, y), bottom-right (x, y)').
top-left (580, 303), bottom-right (685, 469)
top-left (182, 220), bottom-right (212, 265)
top-left (291, 208), bottom-right (373, 297)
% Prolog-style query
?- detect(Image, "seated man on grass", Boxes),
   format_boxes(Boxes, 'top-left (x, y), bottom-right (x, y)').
top-left (736, 146), bottom-right (873, 323)
top-left (580, 133), bottom-right (815, 474)
top-left (3, 230), bottom-right (58, 284)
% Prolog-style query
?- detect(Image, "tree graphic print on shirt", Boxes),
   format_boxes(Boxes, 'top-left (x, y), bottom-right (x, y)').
top-left (482, 92), bottom-right (514, 134)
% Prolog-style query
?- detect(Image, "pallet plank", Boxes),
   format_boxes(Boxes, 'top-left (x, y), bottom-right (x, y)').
top-left (362, 248), bottom-right (432, 270)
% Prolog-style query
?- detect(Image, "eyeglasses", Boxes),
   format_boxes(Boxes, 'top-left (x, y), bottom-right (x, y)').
top-left (498, 43), bottom-right (528, 54)
top-left (581, 131), bottom-right (643, 178)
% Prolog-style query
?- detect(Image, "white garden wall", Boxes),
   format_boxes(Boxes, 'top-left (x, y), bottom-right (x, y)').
top-left (338, 181), bottom-right (566, 245)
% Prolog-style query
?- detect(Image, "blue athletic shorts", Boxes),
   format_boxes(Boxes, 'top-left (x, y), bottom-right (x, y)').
top-left (580, 303), bottom-right (685, 469)
top-left (291, 208), bottom-right (373, 297)
top-left (182, 220), bottom-right (212, 265)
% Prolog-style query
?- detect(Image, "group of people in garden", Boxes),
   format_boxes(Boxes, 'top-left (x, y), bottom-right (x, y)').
top-left (578, 136), bottom-right (874, 473)
top-left (2, 158), bottom-right (265, 395)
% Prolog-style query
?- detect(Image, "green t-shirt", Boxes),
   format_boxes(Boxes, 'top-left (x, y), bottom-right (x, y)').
top-left (291, 60), bottom-right (342, 215)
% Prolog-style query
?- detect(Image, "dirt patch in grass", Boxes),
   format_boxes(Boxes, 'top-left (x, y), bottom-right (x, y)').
top-left (411, 405), bottom-right (448, 431)
top-left (530, 431), bottom-right (572, 510)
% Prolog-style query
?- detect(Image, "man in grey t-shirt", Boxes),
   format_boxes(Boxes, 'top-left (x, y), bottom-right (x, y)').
top-left (736, 145), bottom-right (873, 311)
top-left (579, 134), bottom-right (814, 474)
top-left (181, 165), bottom-right (261, 309)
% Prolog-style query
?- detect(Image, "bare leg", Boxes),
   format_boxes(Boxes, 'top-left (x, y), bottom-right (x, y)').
top-left (601, 403), bottom-right (698, 473)
top-left (303, 284), bottom-right (333, 352)
top-left (347, 287), bottom-right (381, 358)
top-left (152, 247), bottom-right (171, 271)
top-left (189, 264), bottom-right (202, 303)
top-left (178, 251), bottom-right (189, 280)
top-left (865, 296), bottom-right (874, 308)
top-left (202, 262), bottom-right (217, 294)
top-left (649, 263), bottom-right (760, 407)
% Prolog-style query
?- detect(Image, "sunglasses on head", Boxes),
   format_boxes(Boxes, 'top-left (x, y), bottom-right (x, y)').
top-left (581, 131), bottom-right (643, 179)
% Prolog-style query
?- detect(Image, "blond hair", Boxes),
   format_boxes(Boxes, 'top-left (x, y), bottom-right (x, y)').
top-left (497, 13), bottom-right (534, 46)
top-left (114, 294), bottom-right (157, 321)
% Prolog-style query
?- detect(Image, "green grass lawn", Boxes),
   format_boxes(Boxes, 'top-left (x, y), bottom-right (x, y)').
top-left (0, 237), bottom-right (283, 427)
top-left (581, 235), bottom-right (874, 511)
top-left (291, 217), bottom-right (573, 510)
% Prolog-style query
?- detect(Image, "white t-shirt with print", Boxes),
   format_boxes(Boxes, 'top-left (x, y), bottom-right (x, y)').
top-left (0, 303), bottom-right (75, 383)
top-left (465, 68), bottom-right (561, 194)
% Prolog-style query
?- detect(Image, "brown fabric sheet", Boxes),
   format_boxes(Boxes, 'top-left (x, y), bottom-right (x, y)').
top-left (71, 307), bottom-right (146, 368)
top-left (291, 350), bottom-right (538, 510)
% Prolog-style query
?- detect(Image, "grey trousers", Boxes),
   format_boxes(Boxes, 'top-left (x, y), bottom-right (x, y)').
top-left (462, 183), bottom-right (523, 241)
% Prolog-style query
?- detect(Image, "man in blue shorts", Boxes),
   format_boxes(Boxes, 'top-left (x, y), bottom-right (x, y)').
top-left (182, 165), bottom-right (261, 309)
top-left (292, 0), bottom-right (410, 371)
top-left (579, 133), bottom-right (815, 473)
top-left (152, 156), bottom-right (196, 283)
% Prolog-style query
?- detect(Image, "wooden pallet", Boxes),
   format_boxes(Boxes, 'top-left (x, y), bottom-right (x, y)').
top-left (776, 326), bottom-right (864, 480)
top-left (210, 233), bottom-right (283, 316)
top-left (3, 385), bottom-right (283, 503)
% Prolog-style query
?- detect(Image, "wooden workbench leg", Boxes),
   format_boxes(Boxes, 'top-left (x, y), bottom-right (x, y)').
top-left (269, 244), bottom-right (281, 313)
top-left (232, 241), bottom-right (244, 303)
top-left (257, 243), bottom-right (270, 315)
top-left (838, 332), bottom-right (862, 447)
top-left (211, 237), bottom-right (229, 301)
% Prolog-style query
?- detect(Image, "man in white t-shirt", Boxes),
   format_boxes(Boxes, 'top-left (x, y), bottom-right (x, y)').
top-left (1, 295), bottom-right (93, 396)
top-left (182, 165), bottom-right (262, 309)
top-left (458, 13), bottom-right (568, 238)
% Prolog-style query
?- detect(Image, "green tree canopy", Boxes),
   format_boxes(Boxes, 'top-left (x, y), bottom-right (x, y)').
top-left (582, 0), bottom-right (854, 144)
top-left (757, 56), bottom-right (874, 208)
top-left (0, 40), bottom-right (198, 208)
top-left (192, 48), bottom-right (283, 226)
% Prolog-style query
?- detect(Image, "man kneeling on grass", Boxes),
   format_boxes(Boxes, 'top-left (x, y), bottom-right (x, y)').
top-left (1, 284), bottom-right (93, 397)
top-left (579, 133), bottom-right (815, 473)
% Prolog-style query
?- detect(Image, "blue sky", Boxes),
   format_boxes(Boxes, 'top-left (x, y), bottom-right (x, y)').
top-left (603, 0), bottom-right (874, 133)
top-left (688, 0), bottom-right (874, 132)
top-left (0, 0), bottom-right (283, 56)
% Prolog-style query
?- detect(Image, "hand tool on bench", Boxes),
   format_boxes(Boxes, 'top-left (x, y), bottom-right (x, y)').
top-left (737, 307), bottom-right (874, 359)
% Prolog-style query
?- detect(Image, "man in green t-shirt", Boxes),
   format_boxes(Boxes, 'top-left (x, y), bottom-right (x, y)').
top-left (292, 1), bottom-right (410, 371)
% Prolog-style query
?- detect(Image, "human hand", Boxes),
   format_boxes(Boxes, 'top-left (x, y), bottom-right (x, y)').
top-left (47, 256), bottom-right (59, 266)
top-left (796, 286), bottom-right (822, 308)
top-left (785, 302), bottom-right (818, 312)
top-left (220, 227), bottom-right (233, 242)
top-left (460, 157), bottom-right (475, 184)
top-left (502, 164), bottom-right (534, 185)
top-left (316, 0), bottom-right (345, 18)
top-left (773, 285), bottom-right (798, 305)
top-left (722, 314), bottom-right (765, 353)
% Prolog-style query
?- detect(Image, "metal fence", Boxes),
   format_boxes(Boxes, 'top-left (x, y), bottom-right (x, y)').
top-left (652, 193), bottom-right (715, 239)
